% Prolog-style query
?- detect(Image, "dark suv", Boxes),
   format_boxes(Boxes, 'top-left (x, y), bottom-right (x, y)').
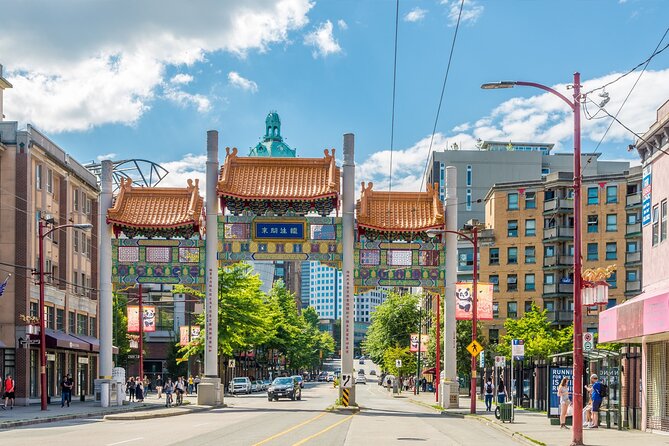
top-left (267, 376), bottom-right (301, 401)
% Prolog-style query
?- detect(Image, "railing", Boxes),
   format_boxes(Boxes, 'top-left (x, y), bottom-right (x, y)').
top-left (546, 311), bottom-right (574, 323)
top-left (626, 222), bottom-right (641, 235)
top-left (543, 227), bottom-right (574, 239)
top-left (625, 251), bottom-right (641, 263)
top-left (626, 193), bottom-right (642, 207)
top-left (543, 283), bottom-right (573, 294)
top-left (625, 281), bottom-right (641, 293)
top-left (543, 255), bottom-right (574, 267)
top-left (543, 198), bottom-right (575, 212)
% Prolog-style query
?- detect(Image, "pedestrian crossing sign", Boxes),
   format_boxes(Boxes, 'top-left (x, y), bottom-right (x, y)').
top-left (466, 340), bottom-right (483, 357)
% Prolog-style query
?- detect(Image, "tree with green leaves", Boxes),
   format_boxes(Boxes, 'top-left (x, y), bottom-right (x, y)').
top-left (363, 291), bottom-right (421, 366)
top-left (383, 346), bottom-right (417, 378)
top-left (112, 292), bottom-right (132, 369)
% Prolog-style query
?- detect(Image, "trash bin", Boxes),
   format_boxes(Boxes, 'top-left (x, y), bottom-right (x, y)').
top-left (499, 402), bottom-right (514, 423)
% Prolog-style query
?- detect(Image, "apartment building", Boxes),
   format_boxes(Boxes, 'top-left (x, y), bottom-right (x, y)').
top-left (480, 168), bottom-right (642, 343)
top-left (0, 121), bottom-right (100, 404)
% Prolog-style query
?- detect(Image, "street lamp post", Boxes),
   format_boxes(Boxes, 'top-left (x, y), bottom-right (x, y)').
top-left (427, 225), bottom-right (479, 414)
top-left (482, 73), bottom-right (584, 445)
top-left (38, 220), bottom-right (93, 411)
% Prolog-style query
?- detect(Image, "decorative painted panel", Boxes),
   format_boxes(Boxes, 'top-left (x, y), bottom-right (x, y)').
top-left (218, 215), bottom-right (342, 268)
top-left (112, 239), bottom-right (205, 285)
top-left (354, 241), bottom-right (445, 292)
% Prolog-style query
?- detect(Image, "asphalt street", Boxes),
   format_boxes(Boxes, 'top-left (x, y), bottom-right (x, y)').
top-left (0, 376), bottom-right (518, 446)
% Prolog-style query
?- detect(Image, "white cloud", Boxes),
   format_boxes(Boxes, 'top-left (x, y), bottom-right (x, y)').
top-left (159, 153), bottom-right (207, 189)
top-left (441, 0), bottom-right (484, 26)
top-left (304, 20), bottom-right (342, 58)
top-left (227, 71), bottom-right (259, 93)
top-left (1, 0), bottom-right (313, 133)
top-left (163, 86), bottom-right (211, 113)
top-left (170, 73), bottom-right (194, 85)
top-left (337, 19), bottom-right (348, 30)
top-left (404, 7), bottom-right (427, 23)
top-left (97, 153), bottom-right (117, 161)
top-left (357, 69), bottom-right (669, 193)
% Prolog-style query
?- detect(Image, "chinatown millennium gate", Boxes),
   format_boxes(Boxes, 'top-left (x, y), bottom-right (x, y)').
top-left (99, 126), bottom-right (456, 408)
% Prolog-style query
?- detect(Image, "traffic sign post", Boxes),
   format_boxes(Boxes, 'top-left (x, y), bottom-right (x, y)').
top-left (228, 359), bottom-right (236, 368)
top-left (479, 351), bottom-right (485, 368)
top-left (340, 374), bottom-right (353, 389)
top-left (511, 339), bottom-right (525, 414)
top-left (466, 340), bottom-right (483, 357)
top-left (583, 332), bottom-right (595, 352)
top-left (395, 359), bottom-right (402, 369)
top-left (495, 356), bottom-right (506, 368)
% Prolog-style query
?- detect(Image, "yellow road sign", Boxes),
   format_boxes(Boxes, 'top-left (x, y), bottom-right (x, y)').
top-left (466, 340), bottom-right (483, 357)
top-left (342, 388), bottom-right (350, 407)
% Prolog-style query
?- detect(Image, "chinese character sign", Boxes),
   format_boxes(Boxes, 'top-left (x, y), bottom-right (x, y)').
top-left (127, 305), bottom-right (157, 332)
top-left (455, 282), bottom-right (493, 320)
top-left (253, 221), bottom-right (306, 240)
top-left (409, 333), bottom-right (429, 352)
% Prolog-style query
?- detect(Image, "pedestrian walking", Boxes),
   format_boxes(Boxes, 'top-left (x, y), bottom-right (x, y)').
top-left (61, 373), bottom-right (73, 407)
top-left (176, 377), bottom-right (185, 405)
top-left (2, 374), bottom-right (15, 410)
top-left (194, 375), bottom-right (201, 394)
top-left (586, 374), bottom-right (603, 429)
top-left (127, 377), bottom-right (136, 402)
top-left (558, 377), bottom-right (571, 429)
top-left (421, 377), bottom-right (427, 392)
top-left (497, 378), bottom-right (507, 405)
top-left (156, 374), bottom-right (163, 399)
top-left (188, 375), bottom-right (195, 395)
top-left (143, 375), bottom-right (150, 395)
top-left (136, 380), bottom-right (144, 402)
top-left (386, 376), bottom-right (392, 392)
top-left (484, 377), bottom-right (494, 412)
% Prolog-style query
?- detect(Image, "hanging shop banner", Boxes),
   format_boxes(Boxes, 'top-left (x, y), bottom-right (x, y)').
top-left (409, 333), bottom-right (430, 353)
top-left (642, 164), bottom-right (652, 226)
top-left (179, 326), bottom-right (201, 346)
top-left (455, 282), bottom-right (494, 320)
top-left (127, 305), bottom-right (156, 332)
top-left (549, 366), bottom-right (573, 416)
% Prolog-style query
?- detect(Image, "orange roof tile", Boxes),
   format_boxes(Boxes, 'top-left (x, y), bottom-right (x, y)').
top-left (217, 147), bottom-right (340, 201)
top-left (356, 182), bottom-right (445, 232)
top-left (107, 178), bottom-right (204, 229)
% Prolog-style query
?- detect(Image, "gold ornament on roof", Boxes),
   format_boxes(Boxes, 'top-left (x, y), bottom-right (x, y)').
top-left (582, 264), bottom-right (616, 282)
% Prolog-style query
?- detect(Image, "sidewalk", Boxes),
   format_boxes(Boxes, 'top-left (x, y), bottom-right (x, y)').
top-left (406, 391), bottom-right (669, 446)
top-left (0, 392), bottom-right (208, 429)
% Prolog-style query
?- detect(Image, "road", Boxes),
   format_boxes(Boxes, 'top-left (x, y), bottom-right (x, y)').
top-left (0, 377), bottom-right (518, 445)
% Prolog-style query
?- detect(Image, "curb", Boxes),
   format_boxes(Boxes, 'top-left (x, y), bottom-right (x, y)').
top-left (406, 397), bottom-right (468, 419)
top-left (104, 404), bottom-right (218, 420)
top-left (468, 415), bottom-right (546, 446)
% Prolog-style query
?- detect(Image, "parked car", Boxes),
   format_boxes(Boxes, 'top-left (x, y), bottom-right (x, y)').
top-left (252, 381), bottom-right (263, 392)
top-left (230, 377), bottom-right (252, 394)
top-left (262, 379), bottom-right (271, 390)
top-left (317, 372), bottom-right (328, 382)
top-left (292, 375), bottom-right (304, 389)
top-left (327, 373), bottom-right (335, 382)
top-left (267, 376), bottom-right (301, 401)
top-left (355, 375), bottom-right (367, 385)
top-left (359, 358), bottom-right (365, 365)
top-left (358, 368), bottom-right (365, 375)
top-left (370, 370), bottom-right (377, 375)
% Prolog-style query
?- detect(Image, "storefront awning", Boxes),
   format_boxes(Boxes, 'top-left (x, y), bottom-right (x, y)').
top-left (70, 334), bottom-right (119, 354)
top-left (599, 289), bottom-right (669, 343)
top-left (422, 367), bottom-right (436, 375)
top-left (45, 329), bottom-right (91, 352)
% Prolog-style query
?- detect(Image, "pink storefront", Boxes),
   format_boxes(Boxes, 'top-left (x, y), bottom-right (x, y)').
top-left (601, 98), bottom-right (669, 433)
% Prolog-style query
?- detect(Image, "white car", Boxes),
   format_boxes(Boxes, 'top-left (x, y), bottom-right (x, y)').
top-left (355, 375), bottom-right (367, 385)
top-left (230, 377), bottom-right (252, 394)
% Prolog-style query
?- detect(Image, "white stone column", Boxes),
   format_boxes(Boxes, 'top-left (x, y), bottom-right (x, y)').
top-left (341, 133), bottom-right (356, 405)
top-left (97, 160), bottom-right (113, 407)
top-left (443, 165), bottom-right (459, 408)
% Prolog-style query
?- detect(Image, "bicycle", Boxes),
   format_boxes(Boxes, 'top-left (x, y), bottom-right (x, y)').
top-left (176, 390), bottom-right (183, 406)
top-left (165, 392), bottom-right (173, 408)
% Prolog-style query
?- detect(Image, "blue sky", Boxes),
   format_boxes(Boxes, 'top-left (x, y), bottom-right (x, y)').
top-left (2, 0), bottom-right (668, 189)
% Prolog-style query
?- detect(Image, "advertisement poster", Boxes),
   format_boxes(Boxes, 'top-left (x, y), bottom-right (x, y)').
top-left (179, 326), bottom-right (201, 346)
top-left (549, 366), bottom-right (573, 416)
top-left (409, 333), bottom-right (430, 353)
top-left (455, 282), bottom-right (494, 320)
top-left (642, 164), bottom-right (652, 226)
top-left (127, 305), bottom-right (157, 332)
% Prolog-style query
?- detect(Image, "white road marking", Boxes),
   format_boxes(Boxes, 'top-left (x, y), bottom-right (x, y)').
top-left (106, 437), bottom-right (143, 446)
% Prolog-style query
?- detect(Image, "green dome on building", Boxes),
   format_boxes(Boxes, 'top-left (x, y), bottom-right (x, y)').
top-left (249, 111), bottom-right (296, 157)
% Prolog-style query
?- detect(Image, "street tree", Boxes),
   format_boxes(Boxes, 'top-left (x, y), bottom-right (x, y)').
top-left (383, 346), bottom-right (417, 378)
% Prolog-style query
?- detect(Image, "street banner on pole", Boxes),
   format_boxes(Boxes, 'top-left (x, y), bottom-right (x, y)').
top-left (179, 326), bottom-right (201, 346)
top-left (409, 334), bottom-right (430, 352)
top-left (455, 282), bottom-right (494, 320)
top-left (127, 305), bottom-right (156, 332)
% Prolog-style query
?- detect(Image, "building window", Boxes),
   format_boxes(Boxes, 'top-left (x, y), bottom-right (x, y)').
top-left (45, 306), bottom-right (55, 330)
top-left (47, 169), bottom-right (53, 194)
top-left (626, 241), bottom-right (638, 253)
top-left (68, 311), bottom-right (76, 333)
top-left (466, 189), bottom-right (472, 211)
top-left (607, 298), bottom-right (616, 309)
top-left (628, 213), bottom-right (638, 224)
top-left (90, 317), bottom-right (97, 338)
top-left (652, 204), bottom-right (659, 246)
top-left (489, 248), bottom-right (499, 265)
top-left (587, 243), bottom-right (598, 261)
top-left (544, 301), bottom-right (555, 311)
top-left (56, 308), bottom-right (65, 331)
top-left (524, 301), bottom-right (534, 313)
top-left (507, 247), bottom-right (518, 264)
top-left (489, 275), bottom-right (499, 292)
top-left (606, 271), bottom-right (617, 288)
top-left (466, 165), bottom-right (472, 187)
top-left (525, 191), bottom-right (536, 209)
top-left (507, 301), bottom-right (518, 318)
top-left (525, 274), bottom-right (536, 291)
top-left (525, 246), bottom-right (536, 264)
top-left (525, 219), bottom-right (536, 236)
top-left (73, 230), bottom-right (79, 253)
top-left (587, 215), bottom-right (598, 233)
top-left (77, 314), bottom-right (88, 335)
top-left (605, 242), bottom-right (617, 260)
top-left (508, 193), bottom-right (519, 210)
top-left (626, 269), bottom-right (638, 282)
top-left (587, 187), bottom-right (598, 205)
top-left (489, 329), bottom-right (499, 344)
top-left (606, 214), bottom-right (617, 232)
top-left (458, 247), bottom-right (474, 271)
top-left (507, 274), bottom-right (518, 291)
top-left (73, 189), bottom-right (80, 212)
top-left (492, 302), bottom-right (499, 318)
top-left (662, 200), bottom-right (667, 242)
top-left (36, 164), bottom-right (43, 190)
top-left (606, 185), bottom-right (618, 203)
top-left (508, 220), bottom-right (518, 237)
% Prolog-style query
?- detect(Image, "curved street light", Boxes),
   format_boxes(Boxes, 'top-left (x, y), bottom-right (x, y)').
top-left (38, 221), bottom-right (93, 411)
top-left (482, 73), bottom-right (585, 445)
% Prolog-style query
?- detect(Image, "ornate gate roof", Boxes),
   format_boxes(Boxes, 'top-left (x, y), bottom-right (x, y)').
top-left (217, 147), bottom-right (340, 216)
top-left (356, 182), bottom-right (444, 240)
top-left (107, 178), bottom-right (204, 238)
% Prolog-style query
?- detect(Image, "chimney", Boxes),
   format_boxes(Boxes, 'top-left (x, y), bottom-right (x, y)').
top-left (0, 64), bottom-right (14, 121)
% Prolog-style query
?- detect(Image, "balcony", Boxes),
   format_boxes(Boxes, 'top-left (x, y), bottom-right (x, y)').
top-left (543, 255), bottom-right (574, 268)
top-left (543, 283), bottom-right (574, 296)
top-left (625, 280), bottom-right (641, 294)
top-left (626, 222), bottom-right (641, 237)
top-left (543, 226), bottom-right (574, 241)
top-left (543, 198), bottom-right (574, 214)
top-left (626, 193), bottom-right (642, 209)
top-left (546, 311), bottom-right (574, 324)
top-left (625, 251), bottom-right (641, 265)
